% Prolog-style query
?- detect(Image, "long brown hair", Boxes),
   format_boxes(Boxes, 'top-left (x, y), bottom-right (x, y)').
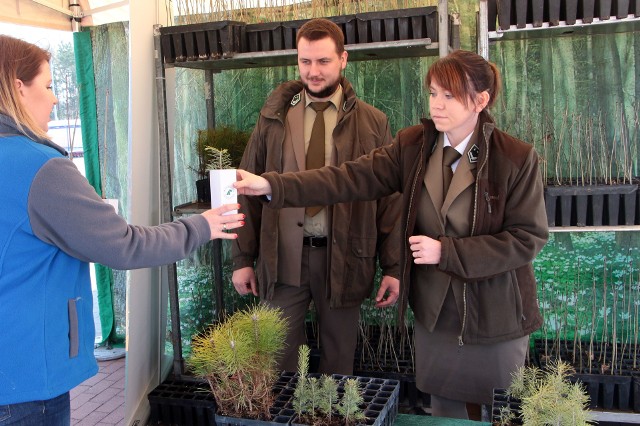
top-left (426, 49), bottom-right (501, 112)
top-left (0, 35), bottom-right (52, 140)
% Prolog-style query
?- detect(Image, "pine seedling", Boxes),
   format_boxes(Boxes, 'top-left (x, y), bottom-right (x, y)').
top-left (297, 344), bottom-right (310, 377)
top-left (188, 306), bottom-right (287, 420)
top-left (293, 345), bottom-right (312, 417)
top-left (293, 345), bottom-right (365, 424)
top-left (318, 375), bottom-right (339, 419)
top-left (206, 146), bottom-right (232, 170)
top-left (508, 365), bottom-right (542, 400)
top-left (307, 376), bottom-right (321, 413)
top-left (507, 361), bottom-right (592, 425)
top-left (495, 405), bottom-right (516, 426)
top-left (337, 378), bottom-right (365, 425)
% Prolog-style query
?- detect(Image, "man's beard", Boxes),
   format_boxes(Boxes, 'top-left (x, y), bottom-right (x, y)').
top-left (303, 78), bottom-right (341, 99)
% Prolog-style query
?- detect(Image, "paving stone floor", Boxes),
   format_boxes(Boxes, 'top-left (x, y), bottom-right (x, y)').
top-left (70, 356), bottom-right (125, 425)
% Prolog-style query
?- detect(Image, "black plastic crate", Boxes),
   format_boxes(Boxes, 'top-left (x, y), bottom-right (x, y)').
top-left (281, 19), bottom-right (308, 49)
top-left (245, 22), bottom-right (285, 52)
top-left (215, 372), bottom-right (400, 426)
top-left (491, 0), bottom-right (633, 29)
top-left (543, 183), bottom-right (638, 227)
top-left (241, 6), bottom-right (438, 55)
top-left (159, 21), bottom-right (246, 64)
top-left (148, 379), bottom-right (216, 425)
top-left (531, 339), bottom-right (635, 411)
top-left (350, 7), bottom-right (438, 43)
top-left (491, 388), bottom-right (523, 425)
top-left (573, 373), bottom-right (632, 410)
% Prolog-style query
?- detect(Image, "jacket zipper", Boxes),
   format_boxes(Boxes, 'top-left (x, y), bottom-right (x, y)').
top-left (484, 192), bottom-right (493, 214)
top-left (458, 124), bottom-right (492, 347)
top-left (457, 291), bottom-right (467, 347)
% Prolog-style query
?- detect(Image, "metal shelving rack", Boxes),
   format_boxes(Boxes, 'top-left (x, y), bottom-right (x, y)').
top-left (475, 1), bottom-right (640, 423)
top-left (153, 2), bottom-right (456, 378)
top-left (476, 0), bottom-right (640, 236)
top-left (477, 0), bottom-right (640, 57)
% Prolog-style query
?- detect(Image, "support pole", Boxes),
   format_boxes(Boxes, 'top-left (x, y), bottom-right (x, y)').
top-left (478, 0), bottom-right (490, 59)
top-left (154, 25), bottom-right (184, 377)
top-left (204, 70), bottom-right (225, 320)
top-left (438, 0), bottom-right (449, 57)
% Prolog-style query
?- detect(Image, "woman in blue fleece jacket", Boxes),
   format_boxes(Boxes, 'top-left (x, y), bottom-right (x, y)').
top-left (0, 35), bottom-right (245, 425)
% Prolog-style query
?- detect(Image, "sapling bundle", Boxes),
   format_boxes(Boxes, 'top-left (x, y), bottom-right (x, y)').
top-left (531, 102), bottom-right (637, 185)
top-left (173, 0), bottom-right (420, 26)
top-left (357, 322), bottom-right (377, 371)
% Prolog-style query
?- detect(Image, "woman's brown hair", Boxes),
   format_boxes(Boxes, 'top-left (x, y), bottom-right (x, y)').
top-left (0, 35), bottom-right (52, 140)
top-left (426, 49), bottom-right (501, 111)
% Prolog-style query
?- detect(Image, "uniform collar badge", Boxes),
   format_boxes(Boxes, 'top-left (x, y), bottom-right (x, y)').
top-left (468, 144), bottom-right (479, 163)
top-left (291, 93), bottom-right (301, 106)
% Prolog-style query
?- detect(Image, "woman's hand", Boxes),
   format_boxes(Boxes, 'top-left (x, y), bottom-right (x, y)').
top-left (408, 235), bottom-right (442, 264)
top-left (234, 169), bottom-right (272, 196)
top-left (201, 204), bottom-right (244, 240)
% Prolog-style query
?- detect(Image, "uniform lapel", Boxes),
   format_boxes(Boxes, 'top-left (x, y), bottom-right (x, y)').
top-left (424, 134), bottom-right (445, 225)
top-left (441, 131), bottom-right (479, 217)
top-left (287, 92), bottom-right (306, 171)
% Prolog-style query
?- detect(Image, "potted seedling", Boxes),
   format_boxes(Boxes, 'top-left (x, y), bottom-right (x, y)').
top-left (492, 360), bottom-right (593, 425)
top-left (187, 305), bottom-right (288, 421)
top-left (191, 126), bottom-right (250, 203)
top-left (288, 344), bottom-right (400, 426)
top-left (292, 345), bottom-right (365, 426)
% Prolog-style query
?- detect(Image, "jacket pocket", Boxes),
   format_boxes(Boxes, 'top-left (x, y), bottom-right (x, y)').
top-left (351, 237), bottom-right (377, 258)
top-left (68, 298), bottom-right (79, 358)
top-left (475, 272), bottom-right (522, 339)
top-left (344, 237), bottom-right (377, 301)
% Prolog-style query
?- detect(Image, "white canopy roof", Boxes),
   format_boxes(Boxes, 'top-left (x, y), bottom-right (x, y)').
top-left (1, 0), bottom-right (129, 31)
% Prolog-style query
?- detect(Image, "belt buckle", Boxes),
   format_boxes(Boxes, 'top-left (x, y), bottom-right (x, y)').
top-left (307, 236), bottom-right (324, 248)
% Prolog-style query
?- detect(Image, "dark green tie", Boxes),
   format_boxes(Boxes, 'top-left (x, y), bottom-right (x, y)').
top-left (306, 101), bottom-right (331, 217)
top-left (442, 146), bottom-right (461, 195)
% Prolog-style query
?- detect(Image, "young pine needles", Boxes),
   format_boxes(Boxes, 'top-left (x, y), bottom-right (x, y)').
top-left (294, 344), bottom-right (365, 425)
top-left (188, 305), bottom-right (287, 419)
top-left (206, 146), bottom-right (232, 170)
top-left (336, 379), bottom-right (365, 424)
top-left (506, 361), bottom-right (592, 426)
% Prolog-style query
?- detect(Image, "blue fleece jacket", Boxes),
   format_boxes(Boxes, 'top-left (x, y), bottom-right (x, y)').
top-left (0, 114), bottom-right (211, 404)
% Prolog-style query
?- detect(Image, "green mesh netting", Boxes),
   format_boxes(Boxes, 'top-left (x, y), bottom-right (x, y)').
top-left (92, 22), bottom-right (129, 346)
top-left (74, 23), bottom-right (129, 346)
